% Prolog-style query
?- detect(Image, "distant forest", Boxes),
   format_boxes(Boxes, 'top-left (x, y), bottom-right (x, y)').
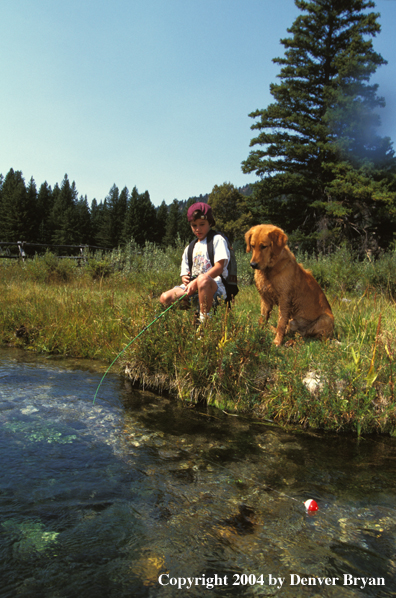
top-left (0, 168), bottom-right (252, 250)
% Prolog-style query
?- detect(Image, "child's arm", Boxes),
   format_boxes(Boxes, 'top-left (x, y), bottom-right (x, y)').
top-left (206, 259), bottom-right (226, 279)
top-left (185, 259), bottom-right (226, 296)
top-left (180, 247), bottom-right (190, 286)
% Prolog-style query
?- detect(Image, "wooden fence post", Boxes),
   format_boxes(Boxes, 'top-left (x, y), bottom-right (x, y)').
top-left (17, 242), bottom-right (26, 262)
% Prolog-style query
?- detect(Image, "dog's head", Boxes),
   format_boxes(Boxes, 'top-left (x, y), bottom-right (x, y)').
top-left (245, 225), bottom-right (288, 270)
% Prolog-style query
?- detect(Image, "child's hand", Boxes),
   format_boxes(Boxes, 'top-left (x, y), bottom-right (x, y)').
top-left (186, 277), bottom-right (198, 296)
top-left (181, 273), bottom-right (191, 286)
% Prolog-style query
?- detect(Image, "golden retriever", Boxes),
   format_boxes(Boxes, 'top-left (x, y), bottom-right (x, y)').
top-left (245, 224), bottom-right (334, 346)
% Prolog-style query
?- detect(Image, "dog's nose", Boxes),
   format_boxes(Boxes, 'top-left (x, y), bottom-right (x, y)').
top-left (250, 262), bottom-right (259, 270)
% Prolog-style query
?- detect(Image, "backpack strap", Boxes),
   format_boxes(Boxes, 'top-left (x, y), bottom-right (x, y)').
top-left (187, 238), bottom-right (197, 274)
top-left (188, 229), bottom-right (216, 274)
top-left (207, 230), bottom-right (228, 289)
top-left (206, 229), bottom-right (216, 268)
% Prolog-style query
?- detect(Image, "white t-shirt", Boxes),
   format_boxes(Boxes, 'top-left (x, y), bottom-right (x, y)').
top-left (180, 234), bottom-right (230, 298)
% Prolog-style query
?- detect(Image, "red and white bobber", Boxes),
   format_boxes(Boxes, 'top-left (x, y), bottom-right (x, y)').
top-left (304, 499), bottom-right (319, 512)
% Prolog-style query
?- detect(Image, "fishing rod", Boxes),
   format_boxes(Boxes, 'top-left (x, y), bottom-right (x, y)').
top-left (93, 293), bottom-right (187, 404)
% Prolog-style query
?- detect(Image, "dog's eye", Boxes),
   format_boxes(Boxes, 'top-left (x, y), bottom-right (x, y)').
top-left (260, 244), bottom-right (268, 250)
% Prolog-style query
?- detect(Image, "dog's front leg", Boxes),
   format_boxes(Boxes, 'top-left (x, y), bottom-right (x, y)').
top-left (274, 302), bottom-right (291, 346)
top-left (259, 296), bottom-right (273, 325)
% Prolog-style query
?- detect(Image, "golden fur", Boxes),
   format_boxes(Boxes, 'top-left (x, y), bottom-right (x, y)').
top-left (245, 224), bottom-right (334, 346)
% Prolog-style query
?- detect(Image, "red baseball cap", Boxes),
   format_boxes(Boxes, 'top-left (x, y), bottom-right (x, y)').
top-left (187, 202), bottom-right (214, 223)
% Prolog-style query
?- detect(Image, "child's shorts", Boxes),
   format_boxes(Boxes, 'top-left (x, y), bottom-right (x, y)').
top-left (178, 283), bottom-right (225, 309)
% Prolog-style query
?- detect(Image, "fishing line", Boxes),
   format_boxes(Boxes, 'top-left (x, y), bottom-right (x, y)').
top-left (171, 405), bottom-right (321, 511)
top-left (176, 407), bottom-right (314, 507)
top-left (93, 293), bottom-right (187, 404)
top-left (201, 452), bottom-right (306, 507)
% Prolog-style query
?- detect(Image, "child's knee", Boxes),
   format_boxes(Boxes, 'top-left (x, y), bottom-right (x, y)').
top-left (196, 273), bottom-right (211, 288)
top-left (160, 291), bottom-right (169, 305)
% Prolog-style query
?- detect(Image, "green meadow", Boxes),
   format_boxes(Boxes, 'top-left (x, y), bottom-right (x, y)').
top-left (1, 242), bottom-right (395, 435)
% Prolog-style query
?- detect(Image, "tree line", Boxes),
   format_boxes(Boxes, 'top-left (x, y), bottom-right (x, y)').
top-left (0, 169), bottom-right (251, 251)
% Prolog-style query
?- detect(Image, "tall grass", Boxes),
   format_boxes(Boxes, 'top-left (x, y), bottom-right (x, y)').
top-left (1, 243), bottom-right (395, 434)
top-left (296, 245), bottom-right (396, 297)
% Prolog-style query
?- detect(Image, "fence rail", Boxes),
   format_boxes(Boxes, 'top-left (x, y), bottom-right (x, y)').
top-left (0, 242), bottom-right (109, 261)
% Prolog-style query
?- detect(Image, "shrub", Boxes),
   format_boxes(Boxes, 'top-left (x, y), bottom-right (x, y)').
top-left (86, 257), bottom-right (113, 280)
top-left (26, 252), bottom-right (76, 283)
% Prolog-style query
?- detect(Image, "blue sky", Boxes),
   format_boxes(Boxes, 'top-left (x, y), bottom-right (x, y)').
top-left (1, 0), bottom-right (395, 207)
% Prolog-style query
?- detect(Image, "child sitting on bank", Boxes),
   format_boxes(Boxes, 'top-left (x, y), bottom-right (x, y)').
top-left (160, 202), bottom-right (230, 323)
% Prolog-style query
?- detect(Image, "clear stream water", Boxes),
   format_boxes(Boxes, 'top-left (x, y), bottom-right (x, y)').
top-left (0, 347), bottom-right (395, 598)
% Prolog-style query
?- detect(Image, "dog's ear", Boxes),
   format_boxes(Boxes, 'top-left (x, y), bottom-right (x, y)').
top-left (269, 227), bottom-right (288, 254)
top-left (245, 227), bottom-right (255, 253)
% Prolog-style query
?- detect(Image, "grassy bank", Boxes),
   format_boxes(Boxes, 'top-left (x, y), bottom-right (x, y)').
top-left (1, 243), bottom-right (395, 435)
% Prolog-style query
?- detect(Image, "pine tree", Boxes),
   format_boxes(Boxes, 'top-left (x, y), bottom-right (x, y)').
top-left (154, 200), bottom-right (169, 245)
top-left (90, 198), bottom-right (100, 245)
top-left (117, 186), bottom-right (129, 244)
top-left (105, 184), bottom-right (120, 247)
top-left (163, 199), bottom-right (181, 246)
top-left (91, 199), bottom-right (110, 247)
top-left (95, 199), bottom-right (112, 248)
top-left (123, 187), bottom-right (156, 246)
top-left (50, 175), bottom-right (79, 245)
top-left (25, 177), bottom-right (40, 242)
top-left (0, 169), bottom-right (30, 242)
top-left (96, 184), bottom-right (128, 248)
top-left (36, 182), bottom-right (54, 244)
top-left (242, 0), bottom-right (396, 252)
top-left (75, 195), bottom-right (92, 244)
top-left (122, 186), bottom-right (140, 244)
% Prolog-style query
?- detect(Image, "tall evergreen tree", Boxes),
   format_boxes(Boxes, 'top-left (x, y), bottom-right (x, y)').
top-left (163, 199), bottom-right (182, 246)
top-left (117, 186), bottom-right (129, 244)
top-left (154, 200), bottom-right (169, 245)
top-left (25, 176), bottom-right (39, 242)
top-left (36, 181), bottom-right (54, 244)
top-left (122, 186), bottom-right (140, 244)
top-left (123, 187), bottom-right (156, 246)
top-left (50, 174), bottom-right (79, 245)
top-left (242, 0), bottom-right (396, 252)
top-left (93, 199), bottom-right (112, 247)
top-left (100, 184), bottom-right (129, 248)
top-left (50, 183), bottom-right (61, 243)
top-left (75, 195), bottom-right (92, 244)
top-left (0, 169), bottom-right (30, 242)
top-left (105, 184), bottom-right (120, 247)
top-left (90, 199), bottom-right (101, 246)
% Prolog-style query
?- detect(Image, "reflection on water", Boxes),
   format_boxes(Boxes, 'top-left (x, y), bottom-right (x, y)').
top-left (0, 347), bottom-right (395, 597)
